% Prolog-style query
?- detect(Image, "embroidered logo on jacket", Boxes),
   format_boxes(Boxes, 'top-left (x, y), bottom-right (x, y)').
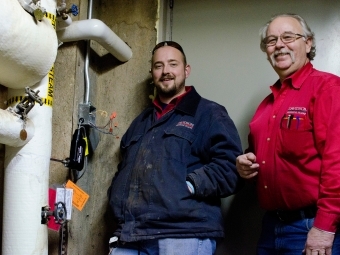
top-left (176, 121), bottom-right (194, 129)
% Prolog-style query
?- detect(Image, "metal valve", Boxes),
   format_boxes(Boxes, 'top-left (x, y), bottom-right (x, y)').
top-left (41, 201), bottom-right (67, 225)
top-left (57, 3), bottom-right (79, 20)
top-left (69, 4), bottom-right (79, 16)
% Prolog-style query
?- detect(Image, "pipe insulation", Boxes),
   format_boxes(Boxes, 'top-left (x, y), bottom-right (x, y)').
top-left (0, 109), bottom-right (34, 147)
top-left (57, 19), bottom-right (133, 62)
top-left (2, 0), bottom-right (57, 254)
top-left (0, 0), bottom-right (58, 89)
top-left (3, 77), bottom-right (53, 255)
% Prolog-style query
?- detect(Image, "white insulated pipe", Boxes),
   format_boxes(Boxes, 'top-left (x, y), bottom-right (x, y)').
top-left (3, 75), bottom-right (54, 255)
top-left (57, 19), bottom-right (133, 62)
top-left (1, 1), bottom-right (132, 254)
top-left (0, 0), bottom-right (57, 89)
top-left (0, 109), bottom-right (34, 147)
top-left (2, 0), bottom-right (57, 254)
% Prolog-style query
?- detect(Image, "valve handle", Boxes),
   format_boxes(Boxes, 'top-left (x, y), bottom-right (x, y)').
top-left (70, 4), bottom-right (79, 16)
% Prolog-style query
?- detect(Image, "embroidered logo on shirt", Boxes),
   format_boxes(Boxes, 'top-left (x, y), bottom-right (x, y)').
top-left (282, 106), bottom-right (307, 130)
top-left (176, 121), bottom-right (194, 129)
top-left (287, 106), bottom-right (307, 115)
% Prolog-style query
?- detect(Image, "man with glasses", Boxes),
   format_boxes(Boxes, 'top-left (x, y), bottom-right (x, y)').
top-left (236, 13), bottom-right (340, 255)
top-left (107, 41), bottom-right (243, 254)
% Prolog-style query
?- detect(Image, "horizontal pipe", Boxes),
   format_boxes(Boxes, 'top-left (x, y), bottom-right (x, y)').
top-left (57, 19), bottom-right (133, 62)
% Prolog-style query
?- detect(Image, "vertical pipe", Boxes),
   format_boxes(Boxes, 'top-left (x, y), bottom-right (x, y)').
top-left (84, 0), bottom-right (93, 104)
top-left (2, 1), bottom-right (57, 254)
top-left (78, 0), bottom-right (94, 183)
top-left (3, 74), bottom-right (54, 255)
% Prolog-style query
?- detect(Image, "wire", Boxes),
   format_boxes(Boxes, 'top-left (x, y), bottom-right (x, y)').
top-left (87, 111), bottom-right (118, 135)
top-left (88, 122), bottom-right (118, 135)
top-left (75, 156), bottom-right (87, 181)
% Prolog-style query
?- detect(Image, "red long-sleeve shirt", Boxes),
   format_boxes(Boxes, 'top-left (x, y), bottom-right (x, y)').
top-left (247, 62), bottom-right (340, 232)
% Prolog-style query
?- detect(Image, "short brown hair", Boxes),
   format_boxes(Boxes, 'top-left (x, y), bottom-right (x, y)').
top-left (152, 41), bottom-right (187, 65)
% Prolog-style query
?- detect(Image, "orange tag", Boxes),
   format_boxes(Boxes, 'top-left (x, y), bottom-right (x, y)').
top-left (65, 180), bottom-right (89, 211)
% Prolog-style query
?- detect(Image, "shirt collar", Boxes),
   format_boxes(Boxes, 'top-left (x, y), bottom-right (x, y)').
top-left (271, 62), bottom-right (314, 95)
top-left (141, 86), bottom-right (201, 121)
top-left (287, 61), bottom-right (314, 89)
top-left (153, 86), bottom-right (192, 113)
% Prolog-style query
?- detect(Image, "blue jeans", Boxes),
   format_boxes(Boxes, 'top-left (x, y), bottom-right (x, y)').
top-left (257, 212), bottom-right (340, 255)
top-left (109, 237), bottom-right (216, 255)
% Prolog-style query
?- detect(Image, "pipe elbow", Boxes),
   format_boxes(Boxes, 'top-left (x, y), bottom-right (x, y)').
top-left (85, 19), bottom-right (107, 38)
top-left (57, 19), bottom-right (132, 62)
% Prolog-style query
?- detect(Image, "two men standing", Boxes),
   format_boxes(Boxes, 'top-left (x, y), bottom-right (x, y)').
top-left (107, 12), bottom-right (340, 255)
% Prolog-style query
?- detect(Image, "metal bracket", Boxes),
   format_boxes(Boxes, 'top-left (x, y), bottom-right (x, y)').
top-left (16, 87), bottom-right (43, 119)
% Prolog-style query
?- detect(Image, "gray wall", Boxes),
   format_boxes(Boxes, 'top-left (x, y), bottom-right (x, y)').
top-left (166, 0), bottom-right (340, 254)
top-left (50, 0), bottom-right (158, 254)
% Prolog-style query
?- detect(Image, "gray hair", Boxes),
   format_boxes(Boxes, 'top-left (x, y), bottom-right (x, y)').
top-left (259, 13), bottom-right (316, 60)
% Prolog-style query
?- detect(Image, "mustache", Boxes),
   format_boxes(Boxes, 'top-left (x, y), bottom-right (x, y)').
top-left (273, 49), bottom-right (292, 56)
top-left (160, 74), bottom-right (175, 80)
top-left (269, 49), bottom-right (295, 64)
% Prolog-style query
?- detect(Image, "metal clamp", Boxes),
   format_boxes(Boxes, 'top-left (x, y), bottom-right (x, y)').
top-left (16, 87), bottom-right (43, 119)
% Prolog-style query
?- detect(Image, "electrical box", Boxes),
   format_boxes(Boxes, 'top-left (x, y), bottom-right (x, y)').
top-left (78, 103), bottom-right (96, 125)
top-left (77, 103), bottom-right (99, 152)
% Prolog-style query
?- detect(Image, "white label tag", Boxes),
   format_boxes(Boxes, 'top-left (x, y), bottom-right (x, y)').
top-left (56, 188), bottom-right (73, 220)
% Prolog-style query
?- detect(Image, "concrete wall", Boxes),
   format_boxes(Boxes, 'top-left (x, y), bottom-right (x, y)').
top-left (0, 0), bottom-right (158, 254)
top-left (48, 1), bottom-right (158, 254)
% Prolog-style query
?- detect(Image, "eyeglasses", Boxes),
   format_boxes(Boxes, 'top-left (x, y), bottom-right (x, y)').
top-left (152, 41), bottom-right (186, 56)
top-left (262, 32), bottom-right (306, 48)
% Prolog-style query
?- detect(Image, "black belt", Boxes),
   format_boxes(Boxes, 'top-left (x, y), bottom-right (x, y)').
top-left (268, 206), bottom-right (317, 223)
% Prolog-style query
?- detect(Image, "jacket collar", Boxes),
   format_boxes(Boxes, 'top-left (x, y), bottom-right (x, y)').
top-left (141, 86), bottom-right (201, 120)
top-left (175, 86), bottom-right (201, 116)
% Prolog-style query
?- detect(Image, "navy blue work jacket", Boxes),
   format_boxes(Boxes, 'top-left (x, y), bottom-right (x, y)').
top-left (108, 86), bottom-right (243, 242)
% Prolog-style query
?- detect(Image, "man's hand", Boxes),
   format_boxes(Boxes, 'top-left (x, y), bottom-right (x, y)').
top-left (236, 152), bottom-right (259, 179)
top-left (304, 227), bottom-right (335, 255)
